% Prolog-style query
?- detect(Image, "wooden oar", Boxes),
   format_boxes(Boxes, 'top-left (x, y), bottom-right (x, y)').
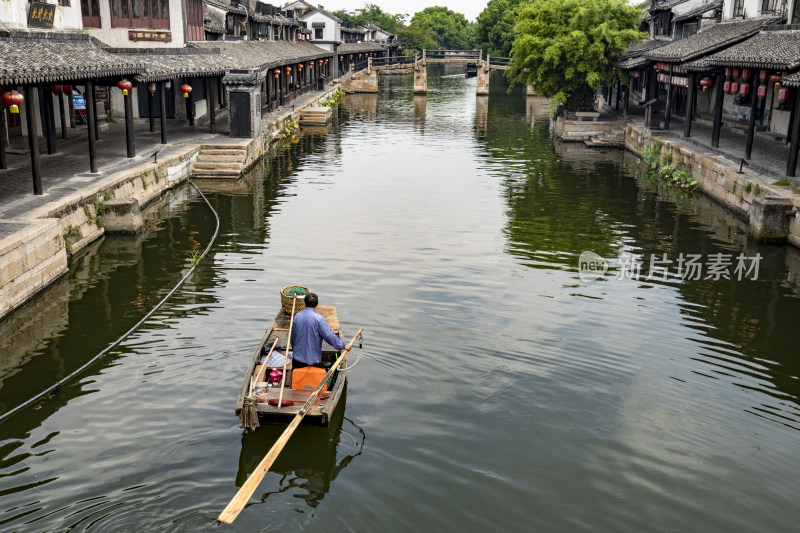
top-left (218, 328), bottom-right (363, 524)
top-left (249, 338), bottom-right (279, 397)
top-left (276, 298), bottom-right (297, 409)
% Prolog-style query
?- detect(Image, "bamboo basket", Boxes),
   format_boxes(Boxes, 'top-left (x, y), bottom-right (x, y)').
top-left (280, 285), bottom-right (309, 314)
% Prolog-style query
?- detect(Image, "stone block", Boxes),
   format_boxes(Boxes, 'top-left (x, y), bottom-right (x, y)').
top-left (103, 198), bottom-right (144, 234)
top-left (748, 196), bottom-right (793, 242)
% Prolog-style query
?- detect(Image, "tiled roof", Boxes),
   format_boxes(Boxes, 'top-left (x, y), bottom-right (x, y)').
top-left (619, 55), bottom-right (653, 69)
top-left (781, 71), bottom-right (800, 87)
top-left (190, 40), bottom-right (333, 71)
top-left (623, 38), bottom-right (671, 58)
top-left (204, 22), bottom-right (225, 34)
top-left (337, 42), bottom-right (386, 54)
top-left (646, 18), bottom-right (772, 62)
top-left (300, 7), bottom-right (342, 23)
top-left (127, 50), bottom-right (226, 82)
top-left (673, 0), bottom-right (723, 22)
top-left (704, 31), bottom-right (800, 69)
top-left (682, 57), bottom-right (716, 72)
top-left (0, 31), bottom-right (143, 85)
top-left (652, 0), bottom-right (692, 10)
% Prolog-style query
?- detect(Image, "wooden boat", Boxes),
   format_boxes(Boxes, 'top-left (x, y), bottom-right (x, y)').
top-left (234, 305), bottom-right (347, 427)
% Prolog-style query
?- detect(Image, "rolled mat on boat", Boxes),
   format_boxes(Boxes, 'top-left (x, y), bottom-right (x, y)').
top-left (240, 396), bottom-right (260, 432)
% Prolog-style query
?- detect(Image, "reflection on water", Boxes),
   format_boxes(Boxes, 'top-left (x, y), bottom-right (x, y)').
top-left (0, 67), bottom-right (799, 532)
top-left (236, 391), bottom-right (364, 509)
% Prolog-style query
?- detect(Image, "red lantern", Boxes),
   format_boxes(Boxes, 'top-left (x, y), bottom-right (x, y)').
top-left (62, 85), bottom-right (72, 94)
top-left (732, 68), bottom-right (740, 78)
top-left (308, 61), bottom-right (313, 66)
top-left (273, 69), bottom-right (280, 78)
top-left (2, 90), bottom-right (24, 114)
top-left (723, 80), bottom-right (731, 93)
top-left (117, 79), bottom-right (132, 96)
top-left (778, 87), bottom-right (790, 102)
top-left (700, 77), bottom-right (713, 92)
top-left (771, 73), bottom-right (783, 84)
top-left (730, 81), bottom-right (740, 93)
top-left (165, 81), bottom-right (172, 90)
top-left (757, 85), bottom-right (767, 99)
top-left (741, 68), bottom-right (751, 80)
top-left (339, 55), bottom-right (343, 60)
top-left (725, 67), bottom-right (732, 77)
top-left (285, 66), bottom-right (291, 73)
top-left (760, 69), bottom-right (767, 81)
top-left (148, 82), bottom-right (157, 94)
top-left (739, 83), bottom-right (750, 96)
top-left (349, 54), bottom-right (353, 59)
top-left (52, 85), bottom-right (62, 95)
top-left (180, 84), bottom-right (192, 98)
top-left (318, 59), bottom-right (323, 64)
top-left (298, 63), bottom-right (303, 70)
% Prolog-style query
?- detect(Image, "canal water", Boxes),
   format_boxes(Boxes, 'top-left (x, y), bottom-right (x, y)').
top-left (1, 67), bottom-right (799, 532)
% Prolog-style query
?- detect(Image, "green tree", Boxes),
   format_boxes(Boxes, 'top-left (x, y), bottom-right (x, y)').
top-left (397, 24), bottom-right (437, 53)
top-left (332, 4), bottom-right (406, 34)
top-left (506, 0), bottom-right (643, 111)
top-left (410, 6), bottom-right (475, 50)
top-left (476, 0), bottom-right (528, 57)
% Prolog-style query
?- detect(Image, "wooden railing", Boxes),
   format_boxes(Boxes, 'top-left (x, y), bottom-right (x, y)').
top-left (424, 49), bottom-right (482, 60)
top-left (371, 55), bottom-right (415, 67)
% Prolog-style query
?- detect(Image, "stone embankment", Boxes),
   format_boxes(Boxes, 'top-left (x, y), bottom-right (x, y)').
top-left (0, 85), bottom-right (341, 321)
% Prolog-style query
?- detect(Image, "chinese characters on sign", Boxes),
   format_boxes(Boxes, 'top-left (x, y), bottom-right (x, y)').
top-left (27, 2), bottom-right (56, 29)
top-left (128, 31), bottom-right (172, 43)
top-left (616, 252), bottom-right (762, 281)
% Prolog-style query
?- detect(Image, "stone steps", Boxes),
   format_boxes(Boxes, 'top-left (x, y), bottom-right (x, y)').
top-left (191, 145), bottom-right (248, 178)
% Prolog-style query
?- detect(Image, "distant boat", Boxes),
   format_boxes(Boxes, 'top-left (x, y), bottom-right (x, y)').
top-left (465, 63), bottom-right (478, 77)
top-left (235, 305), bottom-right (347, 427)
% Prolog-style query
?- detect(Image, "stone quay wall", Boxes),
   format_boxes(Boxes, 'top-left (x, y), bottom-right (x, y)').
top-left (624, 124), bottom-right (800, 246)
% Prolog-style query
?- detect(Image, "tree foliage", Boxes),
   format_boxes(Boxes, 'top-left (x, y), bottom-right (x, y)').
top-left (397, 25), bottom-right (437, 53)
top-left (410, 6), bottom-right (475, 50)
top-left (506, 0), bottom-right (643, 111)
top-left (476, 0), bottom-right (528, 57)
top-left (331, 4), bottom-right (406, 34)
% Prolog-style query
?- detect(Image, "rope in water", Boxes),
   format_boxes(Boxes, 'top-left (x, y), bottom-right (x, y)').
top-left (341, 332), bottom-right (365, 371)
top-left (0, 180), bottom-right (220, 424)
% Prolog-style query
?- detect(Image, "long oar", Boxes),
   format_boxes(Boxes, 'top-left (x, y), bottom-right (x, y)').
top-left (276, 298), bottom-right (297, 409)
top-left (218, 328), bottom-right (363, 524)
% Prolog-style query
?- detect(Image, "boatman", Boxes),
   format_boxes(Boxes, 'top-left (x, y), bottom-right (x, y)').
top-left (290, 292), bottom-right (349, 368)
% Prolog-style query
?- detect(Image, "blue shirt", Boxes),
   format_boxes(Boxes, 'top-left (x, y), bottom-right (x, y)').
top-left (290, 307), bottom-right (346, 365)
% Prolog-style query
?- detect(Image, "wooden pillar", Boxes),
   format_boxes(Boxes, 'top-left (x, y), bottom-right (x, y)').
top-left (185, 81), bottom-right (194, 127)
top-left (85, 81), bottom-right (98, 173)
top-left (711, 72), bottom-right (725, 148)
top-left (148, 85), bottom-right (155, 132)
top-left (623, 83), bottom-right (630, 116)
top-left (92, 85), bottom-right (99, 141)
top-left (39, 85), bottom-right (57, 154)
top-left (159, 81), bottom-right (167, 145)
top-left (67, 86), bottom-right (75, 128)
top-left (786, 90), bottom-right (800, 176)
top-left (58, 89), bottom-right (67, 138)
top-left (24, 86), bottom-right (43, 194)
top-left (615, 81), bottom-right (621, 111)
top-left (664, 64), bottom-right (673, 130)
top-left (207, 78), bottom-right (216, 134)
top-left (0, 107), bottom-right (6, 169)
top-left (684, 72), bottom-right (696, 138)
top-left (745, 74), bottom-right (760, 160)
top-left (124, 88), bottom-right (135, 158)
